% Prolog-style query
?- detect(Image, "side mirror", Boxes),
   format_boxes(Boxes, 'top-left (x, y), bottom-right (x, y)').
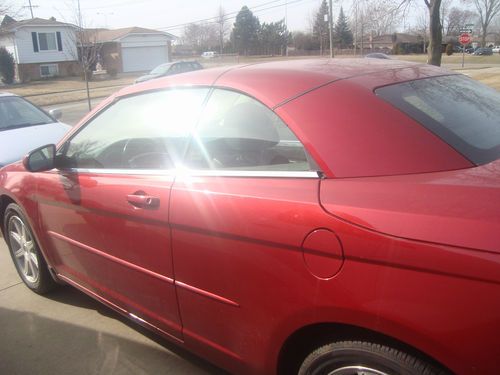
top-left (23, 144), bottom-right (56, 172)
top-left (49, 108), bottom-right (62, 120)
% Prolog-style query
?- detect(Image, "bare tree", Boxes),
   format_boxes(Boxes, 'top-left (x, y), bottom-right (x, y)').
top-left (412, 5), bottom-right (430, 53)
top-left (395, 0), bottom-right (443, 65)
top-left (1, 1), bottom-right (24, 18)
top-left (424, 0), bottom-right (443, 66)
top-left (360, 0), bottom-right (403, 36)
top-left (64, 0), bottom-right (102, 111)
top-left (445, 7), bottom-right (478, 35)
top-left (216, 6), bottom-right (230, 54)
top-left (464, 0), bottom-right (500, 46)
top-left (440, 0), bottom-right (454, 34)
top-left (491, 14), bottom-right (500, 42)
top-left (182, 23), bottom-right (218, 53)
top-left (0, 1), bottom-right (12, 15)
top-left (350, 0), bottom-right (403, 55)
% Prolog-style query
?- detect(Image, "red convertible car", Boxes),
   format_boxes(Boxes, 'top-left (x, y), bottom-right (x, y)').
top-left (1, 59), bottom-right (499, 375)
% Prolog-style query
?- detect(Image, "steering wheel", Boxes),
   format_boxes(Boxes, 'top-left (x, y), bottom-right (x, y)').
top-left (122, 138), bottom-right (158, 168)
top-left (127, 152), bottom-right (172, 169)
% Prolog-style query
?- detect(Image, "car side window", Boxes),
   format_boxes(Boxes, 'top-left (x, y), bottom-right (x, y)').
top-left (184, 89), bottom-right (315, 172)
top-left (169, 64), bottom-right (181, 74)
top-left (60, 88), bottom-right (209, 170)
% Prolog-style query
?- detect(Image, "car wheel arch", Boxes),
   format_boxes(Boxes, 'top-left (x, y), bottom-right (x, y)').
top-left (0, 194), bottom-right (16, 238)
top-left (275, 322), bottom-right (451, 375)
top-left (0, 193), bottom-right (60, 282)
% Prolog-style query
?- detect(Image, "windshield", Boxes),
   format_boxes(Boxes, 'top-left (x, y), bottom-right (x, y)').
top-left (376, 75), bottom-right (500, 165)
top-left (0, 96), bottom-right (54, 131)
top-left (150, 64), bottom-right (172, 75)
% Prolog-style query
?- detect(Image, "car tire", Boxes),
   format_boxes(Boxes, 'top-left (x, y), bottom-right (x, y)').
top-left (4, 203), bottom-right (57, 294)
top-left (298, 340), bottom-right (446, 375)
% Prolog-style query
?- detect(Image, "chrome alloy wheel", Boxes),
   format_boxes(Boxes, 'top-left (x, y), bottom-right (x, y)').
top-left (329, 366), bottom-right (389, 375)
top-left (8, 215), bottom-right (39, 284)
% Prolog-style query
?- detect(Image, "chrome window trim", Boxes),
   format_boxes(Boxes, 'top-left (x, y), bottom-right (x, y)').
top-left (64, 168), bottom-right (320, 179)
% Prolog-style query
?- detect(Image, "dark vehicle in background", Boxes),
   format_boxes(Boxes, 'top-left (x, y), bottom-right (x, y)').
top-left (0, 93), bottom-right (70, 168)
top-left (1, 59), bottom-right (500, 375)
top-left (473, 47), bottom-right (493, 55)
top-left (135, 61), bottom-right (203, 83)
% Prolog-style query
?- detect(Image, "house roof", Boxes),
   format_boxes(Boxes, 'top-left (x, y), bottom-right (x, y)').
top-left (86, 27), bottom-right (175, 43)
top-left (0, 17), bottom-right (75, 33)
top-left (393, 33), bottom-right (422, 44)
top-left (368, 33), bottom-right (422, 45)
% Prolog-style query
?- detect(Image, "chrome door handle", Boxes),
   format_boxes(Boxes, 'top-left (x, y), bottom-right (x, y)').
top-left (127, 194), bottom-right (160, 209)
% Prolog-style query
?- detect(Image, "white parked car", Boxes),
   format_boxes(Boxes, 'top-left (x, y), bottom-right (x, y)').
top-left (492, 46), bottom-right (500, 53)
top-left (0, 93), bottom-right (71, 168)
top-left (201, 51), bottom-right (217, 59)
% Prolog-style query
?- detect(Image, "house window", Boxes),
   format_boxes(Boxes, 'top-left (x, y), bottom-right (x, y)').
top-left (40, 64), bottom-right (59, 77)
top-left (38, 32), bottom-right (57, 51)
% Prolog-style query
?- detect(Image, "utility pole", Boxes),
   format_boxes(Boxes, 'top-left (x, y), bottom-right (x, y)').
top-left (24, 0), bottom-right (39, 18)
top-left (285, 0), bottom-right (288, 56)
top-left (77, 0), bottom-right (83, 32)
top-left (77, 0), bottom-right (91, 111)
top-left (328, 0), bottom-right (334, 58)
top-left (354, 3), bottom-right (358, 56)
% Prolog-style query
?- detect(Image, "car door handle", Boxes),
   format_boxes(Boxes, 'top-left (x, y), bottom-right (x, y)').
top-left (127, 194), bottom-right (160, 209)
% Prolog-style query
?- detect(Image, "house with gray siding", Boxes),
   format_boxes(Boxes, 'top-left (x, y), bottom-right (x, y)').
top-left (0, 17), bottom-right (80, 82)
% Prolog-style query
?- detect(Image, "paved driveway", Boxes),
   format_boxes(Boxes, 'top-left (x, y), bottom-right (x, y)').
top-left (0, 237), bottom-right (225, 375)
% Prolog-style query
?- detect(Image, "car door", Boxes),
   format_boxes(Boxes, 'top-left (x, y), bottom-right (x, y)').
top-left (36, 88), bottom-right (209, 340)
top-left (169, 89), bottom-right (328, 368)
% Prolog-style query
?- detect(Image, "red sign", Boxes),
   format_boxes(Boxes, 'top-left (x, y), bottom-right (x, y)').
top-left (459, 33), bottom-right (471, 45)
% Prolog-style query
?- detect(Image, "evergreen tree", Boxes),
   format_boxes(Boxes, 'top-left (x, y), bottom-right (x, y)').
top-left (259, 20), bottom-right (289, 56)
top-left (0, 47), bottom-right (15, 84)
top-left (230, 6), bottom-right (260, 55)
top-left (313, 0), bottom-right (329, 55)
top-left (334, 7), bottom-right (353, 49)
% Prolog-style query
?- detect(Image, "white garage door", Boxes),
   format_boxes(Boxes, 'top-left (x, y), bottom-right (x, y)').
top-left (122, 46), bottom-right (168, 72)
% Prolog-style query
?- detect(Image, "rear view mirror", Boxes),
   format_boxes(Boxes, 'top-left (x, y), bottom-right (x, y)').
top-left (49, 108), bottom-right (63, 120)
top-left (23, 144), bottom-right (56, 172)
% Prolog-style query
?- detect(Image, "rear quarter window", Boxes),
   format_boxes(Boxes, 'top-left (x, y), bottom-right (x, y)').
top-left (376, 75), bottom-right (500, 165)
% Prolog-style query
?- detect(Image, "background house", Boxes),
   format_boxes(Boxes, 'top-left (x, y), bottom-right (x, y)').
top-left (0, 17), bottom-right (80, 82)
top-left (90, 27), bottom-right (175, 73)
top-left (365, 33), bottom-right (424, 54)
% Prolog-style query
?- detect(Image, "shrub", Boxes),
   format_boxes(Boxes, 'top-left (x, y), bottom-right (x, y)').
top-left (392, 43), bottom-right (406, 55)
top-left (0, 47), bottom-right (15, 84)
top-left (446, 43), bottom-right (453, 56)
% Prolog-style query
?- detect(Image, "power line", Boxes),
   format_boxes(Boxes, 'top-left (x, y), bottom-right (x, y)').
top-left (155, 0), bottom-right (308, 32)
top-left (23, 0), bottom-right (39, 18)
top-left (38, 0), bottom-right (314, 33)
top-left (82, 0), bottom-right (156, 11)
top-left (154, 0), bottom-right (287, 31)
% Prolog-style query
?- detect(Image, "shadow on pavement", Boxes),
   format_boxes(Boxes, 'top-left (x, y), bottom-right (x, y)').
top-left (0, 289), bottom-right (228, 375)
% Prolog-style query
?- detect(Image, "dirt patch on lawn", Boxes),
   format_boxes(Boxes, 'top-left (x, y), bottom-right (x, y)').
top-left (2, 75), bottom-right (139, 105)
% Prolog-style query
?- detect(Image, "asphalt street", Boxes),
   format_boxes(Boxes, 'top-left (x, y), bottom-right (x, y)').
top-left (44, 98), bottom-right (105, 126)
top-left (0, 237), bottom-right (225, 375)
